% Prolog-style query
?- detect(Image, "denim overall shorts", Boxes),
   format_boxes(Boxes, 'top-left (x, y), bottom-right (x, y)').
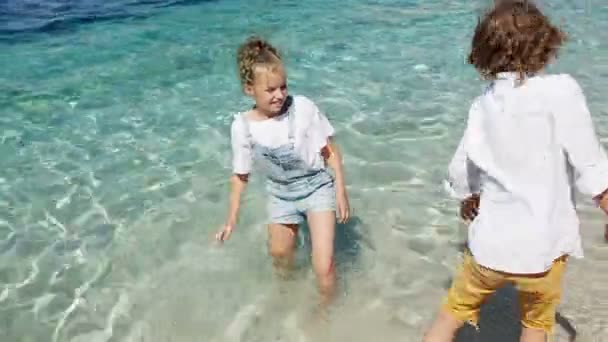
top-left (241, 103), bottom-right (336, 224)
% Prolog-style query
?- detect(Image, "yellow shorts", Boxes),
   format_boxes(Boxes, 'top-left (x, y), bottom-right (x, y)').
top-left (443, 250), bottom-right (567, 334)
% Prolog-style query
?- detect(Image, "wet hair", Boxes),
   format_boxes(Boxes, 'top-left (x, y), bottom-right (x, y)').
top-left (236, 36), bottom-right (282, 86)
top-left (468, 0), bottom-right (566, 79)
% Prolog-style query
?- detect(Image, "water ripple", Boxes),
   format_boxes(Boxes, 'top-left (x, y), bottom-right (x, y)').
top-left (0, 0), bottom-right (606, 341)
top-left (1, 0), bottom-right (218, 41)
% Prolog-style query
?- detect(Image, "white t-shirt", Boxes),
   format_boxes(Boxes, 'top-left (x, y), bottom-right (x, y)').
top-left (446, 72), bottom-right (608, 274)
top-left (231, 95), bottom-right (335, 174)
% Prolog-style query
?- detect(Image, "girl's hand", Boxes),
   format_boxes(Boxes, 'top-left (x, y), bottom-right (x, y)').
top-left (215, 223), bottom-right (235, 243)
top-left (336, 190), bottom-right (350, 224)
top-left (460, 193), bottom-right (480, 222)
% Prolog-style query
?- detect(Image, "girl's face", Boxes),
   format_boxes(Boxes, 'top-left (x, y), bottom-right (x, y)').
top-left (244, 64), bottom-right (288, 117)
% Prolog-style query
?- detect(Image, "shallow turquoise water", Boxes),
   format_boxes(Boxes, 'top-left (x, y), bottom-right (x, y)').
top-left (1, 0), bottom-right (608, 341)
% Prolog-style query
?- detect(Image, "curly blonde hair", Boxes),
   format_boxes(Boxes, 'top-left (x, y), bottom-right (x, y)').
top-left (236, 36), bottom-right (282, 86)
top-left (468, 0), bottom-right (566, 79)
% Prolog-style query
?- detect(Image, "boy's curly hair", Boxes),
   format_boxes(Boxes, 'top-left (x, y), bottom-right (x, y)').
top-left (468, 0), bottom-right (566, 79)
top-left (236, 36), bottom-right (282, 86)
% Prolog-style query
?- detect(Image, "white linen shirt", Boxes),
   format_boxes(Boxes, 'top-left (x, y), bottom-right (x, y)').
top-left (230, 95), bottom-right (335, 175)
top-left (446, 72), bottom-right (608, 274)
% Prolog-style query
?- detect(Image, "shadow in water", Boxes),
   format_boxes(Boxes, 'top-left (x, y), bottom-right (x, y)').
top-left (335, 216), bottom-right (367, 272)
top-left (446, 242), bottom-right (578, 341)
top-left (454, 284), bottom-right (521, 342)
top-left (556, 312), bottom-right (577, 342)
top-left (297, 216), bottom-right (367, 275)
top-left (452, 285), bottom-right (577, 342)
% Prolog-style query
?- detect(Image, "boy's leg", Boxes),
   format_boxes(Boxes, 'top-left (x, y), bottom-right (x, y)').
top-left (307, 210), bottom-right (336, 308)
top-left (423, 251), bottom-right (505, 342)
top-left (516, 256), bottom-right (567, 342)
top-left (423, 310), bottom-right (466, 342)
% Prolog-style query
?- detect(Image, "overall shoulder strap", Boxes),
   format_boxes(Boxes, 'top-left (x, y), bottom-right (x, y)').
top-left (286, 97), bottom-right (296, 144)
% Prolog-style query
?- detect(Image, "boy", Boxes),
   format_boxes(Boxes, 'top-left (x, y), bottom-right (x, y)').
top-left (423, 1), bottom-right (608, 342)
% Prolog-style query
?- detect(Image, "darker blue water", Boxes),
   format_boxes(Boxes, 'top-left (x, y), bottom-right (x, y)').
top-left (0, 0), bottom-right (216, 42)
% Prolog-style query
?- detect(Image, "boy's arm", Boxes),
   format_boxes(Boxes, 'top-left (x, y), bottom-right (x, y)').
top-left (445, 133), bottom-right (481, 201)
top-left (446, 135), bottom-right (482, 222)
top-left (446, 100), bottom-right (483, 222)
top-left (558, 77), bottom-right (608, 203)
top-left (445, 99), bottom-right (482, 201)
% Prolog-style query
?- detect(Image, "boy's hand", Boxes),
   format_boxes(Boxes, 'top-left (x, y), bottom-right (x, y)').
top-left (597, 190), bottom-right (608, 215)
top-left (596, 190), bottom-right (608, 242)
top-left (460, 193), bottom-right (480, 222)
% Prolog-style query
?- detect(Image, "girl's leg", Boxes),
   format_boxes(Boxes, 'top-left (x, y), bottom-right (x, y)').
top-left (267, 223), bottom-right (299, 278)
top-left (306, 211), bottom-right (336, 307)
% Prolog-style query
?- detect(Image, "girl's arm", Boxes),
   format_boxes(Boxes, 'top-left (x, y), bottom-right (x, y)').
top-left (324, 139), bottom-right (345, 191)
top-left (217, 174), bottom-right (248, 242)
top-left (323, 138), bottom-right (350, 222)
top-left (226, 174), bottom-right (249, 224)
top-left (217, 115), bottom-right (252, 242)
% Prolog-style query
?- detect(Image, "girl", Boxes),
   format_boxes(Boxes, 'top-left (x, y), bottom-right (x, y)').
top-left (215, 36), bottom-right (350, 307)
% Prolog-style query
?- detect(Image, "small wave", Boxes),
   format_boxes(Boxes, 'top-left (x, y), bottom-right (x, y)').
top-left (0, 0), bottom-right (216, 42)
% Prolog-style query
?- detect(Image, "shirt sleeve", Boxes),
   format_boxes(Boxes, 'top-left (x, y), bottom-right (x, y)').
top-left (557, 76), bottom-right (608, 198)
top-left (444, 101), bottom-right (482, 200)
top-left (230, 115), bottom-right (252, 175)
top-left (292, 96), bottom-right (336, 168)
top-left (311, 104), bottom-right (335, 139)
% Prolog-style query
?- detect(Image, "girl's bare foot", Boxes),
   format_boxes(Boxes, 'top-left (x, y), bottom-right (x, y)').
top-left (300, 304), bottom-right (331, 342)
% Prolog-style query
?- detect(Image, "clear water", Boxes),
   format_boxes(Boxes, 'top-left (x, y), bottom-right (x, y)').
top-left (1, 0), bottom-right (607, 341)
